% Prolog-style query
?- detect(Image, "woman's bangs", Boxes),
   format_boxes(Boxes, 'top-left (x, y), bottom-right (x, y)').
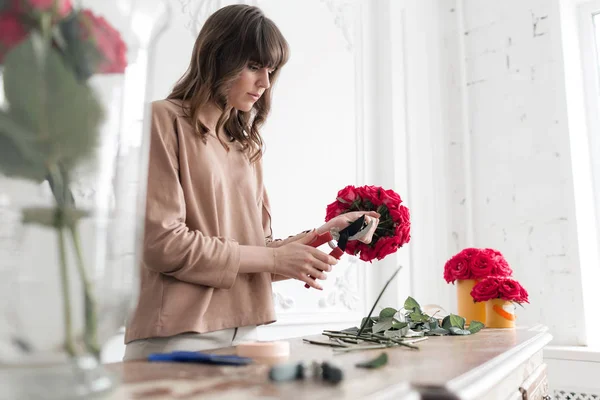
top-left (249, 21), bottom-right (289, 69)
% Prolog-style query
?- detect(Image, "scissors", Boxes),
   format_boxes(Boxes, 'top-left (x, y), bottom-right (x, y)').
top-left (304, 215), bottom-right (374, 288)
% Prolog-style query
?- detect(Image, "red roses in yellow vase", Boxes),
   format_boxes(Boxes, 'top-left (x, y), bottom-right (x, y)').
top-left (471, 276), bottom-right (529, 328)
top-left (443, 248), bottom-right (513, 325)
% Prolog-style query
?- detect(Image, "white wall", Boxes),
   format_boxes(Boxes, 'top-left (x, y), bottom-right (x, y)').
top-left (452, 0), bottom-right (592, 346)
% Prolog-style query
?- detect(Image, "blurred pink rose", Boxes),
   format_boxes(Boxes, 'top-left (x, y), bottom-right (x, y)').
top-left (0, 11), bottom-right (28, 63)
top-left (79, 9), bottom-right (127, 74)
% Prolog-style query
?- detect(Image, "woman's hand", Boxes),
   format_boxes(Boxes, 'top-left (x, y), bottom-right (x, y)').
top-left (272, 231), bottom-right (338, 290)
top-left (317, 211), bottom-right (380, 244)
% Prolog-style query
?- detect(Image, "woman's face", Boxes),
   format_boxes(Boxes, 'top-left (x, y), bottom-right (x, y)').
top-left (227, 62), bottom-right (275, 112)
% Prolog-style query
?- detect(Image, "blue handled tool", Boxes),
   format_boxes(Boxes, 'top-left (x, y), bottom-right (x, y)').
top-left (148, 351), bottom-right (253, 366)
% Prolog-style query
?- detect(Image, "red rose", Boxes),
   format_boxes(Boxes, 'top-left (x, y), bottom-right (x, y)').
top-left (443, 248), bottom-right (478, 283)
top-left (357, 185), bottom-right (383, 207)
top-left (389, 208), bottom-right (401, 222)
top-left (470, 277), bottom-right (500, 302)
top-left (390, 205), bottom-right (409, 224)
top-left (0, 11), bottom-right (28, 64)
top-left (518, 285), bottom-right (529, 304)
top-left (394, 222), bottom-right (411, 247)
top-left (344, 240), bottom-right (358, 256)
top-left (483, 248), bottom-right (513, 277)
top-left (498, 277), bottom-right (529, 303)
top-left (325, 201), bottom-right (347, 221)
top-left (371, 237), bottom-right (398, 261)
top-left (336, 185), bottom-right (358, 203)
top-left (380, 188), bottom-right (401, 209)
top-left (470, 251), bottom-right (495, 279)
top-left (498, 277), bottom-right (521, 299)
top-left (358, 243), bottom-right (376, 262)
top-left (79, 9), bottom-right (127, 74)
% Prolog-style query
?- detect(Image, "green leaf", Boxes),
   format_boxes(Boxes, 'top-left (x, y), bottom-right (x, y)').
top-left (468, 321), bottom-right (485, 334)
top-left (379, 307), bottom-right (397, 319)
top-left (356, 352), bottom-right (388, 369)
top-left (0, 127), bottom-right (47, 182)
top-left (405, 329), bottom-right (425, 338)
top-left (429, 318), bottom-right (440, 329)
top-left (452, 315), bottom-right (466, 329)
top-left (442, 314), bottom-right (466, 330)
top-left (383, 329), bottom-right (405, 339)
top-left (404, 296), bottom-right (420, 311)
top-left (409, 311), bottom-right (430, 323)
top-left (372, 318), bottom-right (394, 334)
top-left (426, 327), bottom-right (449, 336)
top-left (21, 207), bottom-right (89, 228)
top-left (449, 327), bottom-right (472, 336)
top-left (360, 317), bottom-right (376, 331)
top-left (388, 323), bottom-right (409, 337)
top-left (3, 35), bottom-right (104, 175)
top-left (391, 320), bottom-right (408, 330)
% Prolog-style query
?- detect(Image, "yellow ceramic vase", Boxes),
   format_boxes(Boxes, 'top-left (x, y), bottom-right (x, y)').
top-left (485, 299), bottom-right (516, 328)
top-left (456, 279), bottom-right (486, 325)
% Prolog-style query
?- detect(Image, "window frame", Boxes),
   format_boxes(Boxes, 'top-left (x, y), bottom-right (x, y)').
top-left (576, 0), bottom-right (600, 348)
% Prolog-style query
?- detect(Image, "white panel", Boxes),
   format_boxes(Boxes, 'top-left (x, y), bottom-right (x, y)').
top-left (257, 0), bottom-right (367, 335)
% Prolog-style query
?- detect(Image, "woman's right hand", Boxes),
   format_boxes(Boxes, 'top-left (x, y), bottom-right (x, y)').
top-left (272, 231), bottom-right (338, 290)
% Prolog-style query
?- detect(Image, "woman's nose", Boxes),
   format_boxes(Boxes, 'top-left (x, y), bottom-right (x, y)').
top-left (258, 69), bottom-right (270, 89)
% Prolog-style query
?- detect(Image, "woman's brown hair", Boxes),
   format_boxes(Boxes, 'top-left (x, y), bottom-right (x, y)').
top-left (168, 4), bottom-right (289, 162)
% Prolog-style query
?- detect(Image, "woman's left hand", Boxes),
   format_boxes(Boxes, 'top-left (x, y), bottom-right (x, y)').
top-left (317, 211), bottom-right (380, 244)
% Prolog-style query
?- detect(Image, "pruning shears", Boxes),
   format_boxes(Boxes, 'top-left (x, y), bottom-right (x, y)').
top-left (304, 215), bottom-right (373, 288)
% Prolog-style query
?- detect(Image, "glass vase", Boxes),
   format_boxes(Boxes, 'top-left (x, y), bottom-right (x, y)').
top-left (0, 1), bottom-right (171, 398)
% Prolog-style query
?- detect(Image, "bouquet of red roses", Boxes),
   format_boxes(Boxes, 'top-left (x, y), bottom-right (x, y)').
top-left (325, 185), bottom-right (410, 262)
top-left (471, 276), bottom-right (529, 304)
top-left (443, 247), bottom-right (513, 283)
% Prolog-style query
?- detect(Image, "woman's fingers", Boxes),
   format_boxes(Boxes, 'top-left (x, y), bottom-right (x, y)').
top-left (364, 211), bottom-right (380, 218)
top-left (306, 247), bottom-right (336, 270)
top-left (358, 216), bottom-right (379, 243)
top-left (301, 272), bottom-right (323, 290)
top-left (301, 251), bottom-right (336, 289)
top-left (311, 258), bottom-right (333, 277)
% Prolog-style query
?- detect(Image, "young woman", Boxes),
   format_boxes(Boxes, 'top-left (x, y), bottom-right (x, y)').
top-left (123, 4), bottom-right (379, 360)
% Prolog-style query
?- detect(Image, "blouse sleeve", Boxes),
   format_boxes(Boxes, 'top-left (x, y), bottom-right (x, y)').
top-left (141, 102), bottom-right (241, 289)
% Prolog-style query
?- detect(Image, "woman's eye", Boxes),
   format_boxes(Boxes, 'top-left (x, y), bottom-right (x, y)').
top-left (248, 64), bottom-right (260, 71)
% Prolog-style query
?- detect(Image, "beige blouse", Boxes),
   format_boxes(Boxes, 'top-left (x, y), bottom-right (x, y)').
top-left (124, 99), bottom-right (276, 344)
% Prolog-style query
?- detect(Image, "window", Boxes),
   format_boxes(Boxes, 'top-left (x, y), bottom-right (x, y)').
top-left (576, 0), bottom-right (600, 347)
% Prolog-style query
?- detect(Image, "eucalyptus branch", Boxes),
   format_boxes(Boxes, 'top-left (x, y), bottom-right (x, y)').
top-left (322, 332), bottom-right (381, 344)
top-left (370, 333), bottom-right (419, 350)
top-left (333, 344), bottom-right (391, 353)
